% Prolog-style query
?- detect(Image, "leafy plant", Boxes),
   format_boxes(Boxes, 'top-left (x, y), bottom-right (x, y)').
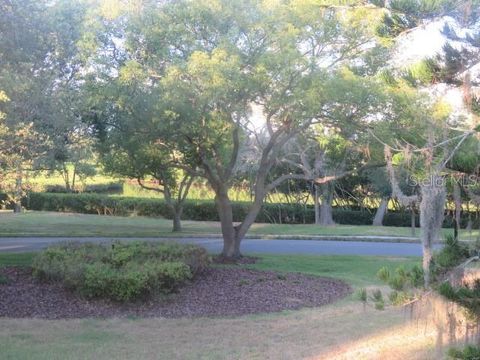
top-left (431, 233), bottom-right (470, 277)
top-left (448, 345), bottom-right (480, 359)
top-left (356, 287), bottom-right (368, 302)
top-left (370, 289), bottom-right (385, 310)
top-left (438, 281), bottom-right (480, 318)
top-left (377, 264), bottom-right (423, 291)
top-left (32, 241), bottom-right (209, 302)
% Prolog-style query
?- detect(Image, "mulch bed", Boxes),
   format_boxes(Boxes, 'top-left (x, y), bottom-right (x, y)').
top-left (212, 255), bottom-right (260, 265)
top-left (0, 266), bottom-right (351, 319)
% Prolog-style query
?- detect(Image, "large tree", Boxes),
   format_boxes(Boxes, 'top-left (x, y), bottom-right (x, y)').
top-left (0, 0), bottom-right (90, 206)
top-left (89, 0), bottom-right (383, 258)
top-left (377, 86), bottom-right (477, 286)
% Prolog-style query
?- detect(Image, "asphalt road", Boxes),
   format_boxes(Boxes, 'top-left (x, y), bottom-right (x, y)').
top-left (0, 237), bottom-right (440, 256)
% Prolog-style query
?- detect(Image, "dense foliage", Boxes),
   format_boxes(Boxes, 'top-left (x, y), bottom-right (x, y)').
top-left (431, 234), bottom-right (471, 277)
top-left (32, 242), bottom-right (210, 301)
top-left (448, 345), bottom-right (480, 359)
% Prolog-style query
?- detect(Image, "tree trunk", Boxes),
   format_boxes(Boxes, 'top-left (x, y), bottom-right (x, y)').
top-left (318, 183), bottom-right (335, 226)
top-left (411, 207), bottom-right (416, 237)
top-left (453, 181), bottom-right (462, 233)
top-left (71, 164), bottom-right (77, 192)
top-left (62, 163), bottom-right (72, 192)
top-left (215, 190), bottom-right (239, 258)
top-left (372, 197), bottom-right (389, 226)
top-left (172, 207), bottom-right (182, 232)
top-left (13, 164), bottom-right (22, 213)
top-left (314, 184), bottom-right (320, 224)
top-left (419, 177), bottom-right (446, 287)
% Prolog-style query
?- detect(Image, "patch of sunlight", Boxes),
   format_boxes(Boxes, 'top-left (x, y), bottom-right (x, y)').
top-left (312, 321), bottom-right (439, 360)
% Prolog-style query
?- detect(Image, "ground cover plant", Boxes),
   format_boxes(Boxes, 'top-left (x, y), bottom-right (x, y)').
top-left (32, 242), bottom-right (209, 302)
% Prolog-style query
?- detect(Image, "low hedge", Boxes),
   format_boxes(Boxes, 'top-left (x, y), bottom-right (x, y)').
top-left (44, 182), bottom-right (124, 194)
top-left (23, 192), bottom-right (478, 228)
top-left (32, 241), bottom-right (210, 302)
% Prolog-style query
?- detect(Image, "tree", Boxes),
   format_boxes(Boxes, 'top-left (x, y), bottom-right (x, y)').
top-left (379, 92), bottom-right (476, 286)
top-left (366, 167), bottom-right (391, 226)
top-left (94, 0), bottom-right (382, 259)
top-left (0, 0), bottom-right (90, 204)
top-left (99, 121), bottom-right (195, 232)
top-left (0, 120), bottom-right (50, 212)
top-left (283, 125), bottom-right (374, 226)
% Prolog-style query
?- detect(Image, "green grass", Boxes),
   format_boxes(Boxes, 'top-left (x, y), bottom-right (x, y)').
top-left (247, 254), bottom-right (420, 287)
top-left (0, 252), bottom-right (34, 267)
top-left (0, 210), bottom-right (476, 240)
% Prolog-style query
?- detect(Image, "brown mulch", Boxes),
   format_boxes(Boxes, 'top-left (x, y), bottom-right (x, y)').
top-left (0, 266), bottom-right (351, 319)
top-left (212, 255), bottom-right (260, 265)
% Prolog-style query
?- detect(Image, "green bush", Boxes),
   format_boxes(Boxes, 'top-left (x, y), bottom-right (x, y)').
top-left (44, 182), bottom-right (124, 194)
top-left (377, 264), bottom-right (423, 307)
top-left (83, 182), bottom-right (124, 194)
top-left (81, 261), bottom-right (191, 301)
top-left (369, 289), bottom-right (385, 310)
top-left (438, 281), bottom-right (480, 317)
top-left (377, 265), bottom-right (424, 292)
top-left (32, 241), bottom-right (209, 302)
top-left (431, 234), bottom-right (470, 277)
top-left (448, 345), bottom-right (480, 359)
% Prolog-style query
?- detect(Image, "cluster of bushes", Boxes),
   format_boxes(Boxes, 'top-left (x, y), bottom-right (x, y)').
top-left (24, 192), bottom-right (480, 228)
top-left (32, 241), bottom-right (209, 302)
top-left (44, 182), bottom-right (123, 194)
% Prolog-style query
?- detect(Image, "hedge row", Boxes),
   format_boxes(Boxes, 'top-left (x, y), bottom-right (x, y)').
top-left (23, 192), bottom-right (479, 228)
top-left (44, 182), bottom-right (124, 194)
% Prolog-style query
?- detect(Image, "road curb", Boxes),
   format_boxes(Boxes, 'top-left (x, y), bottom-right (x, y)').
top-left (0, 234), bottom-right (422, 243)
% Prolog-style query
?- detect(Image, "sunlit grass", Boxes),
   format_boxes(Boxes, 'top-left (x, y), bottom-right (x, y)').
top-left (0, 211), bottom-right (415, 238)
top-left (0, 252), bottom-right (34, 267)
top-left (0, 211), bottom-right (476, 240)
top-left (247, 254), bottom-right (420, 287)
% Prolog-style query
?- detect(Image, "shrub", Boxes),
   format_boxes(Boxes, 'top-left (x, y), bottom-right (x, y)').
top-left (83, 182), bottom-right (123, 194)
top-left (81, 261), bottom-right (191, 301)
top-left (32, 241), bottom-right (209, 301)
top-left (44, 185), bottom-right (75, 193)
top-left (448, 345), bottom-right (480, 359)
top-left (370, 289), bottom-right (385, 310)
top-left (377, 264), bottom-right (423, 307)
top-left (356, 288), bottom-right (367, 303)
top-left (377, 265), bottom-right (423, 291)
top-left (44, 183), bottom-right (124, 194)
top-left (431, 234), bottom-right (470, 277)
top-left (438, 281), bottom-right (480, 317)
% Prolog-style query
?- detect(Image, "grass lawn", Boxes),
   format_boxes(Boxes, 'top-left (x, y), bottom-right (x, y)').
top-left (0, 252), bottom-right (34, 267)
top-left (0, 251), bottom-right (441, 359)
top-left (0, 211), bottom-right (474, 240)
top-left (247, 254), bottom-right (420, 287)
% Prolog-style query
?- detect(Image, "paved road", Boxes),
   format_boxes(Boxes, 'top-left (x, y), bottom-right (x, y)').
top-left (0, 237), bottom-right (441, 256)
